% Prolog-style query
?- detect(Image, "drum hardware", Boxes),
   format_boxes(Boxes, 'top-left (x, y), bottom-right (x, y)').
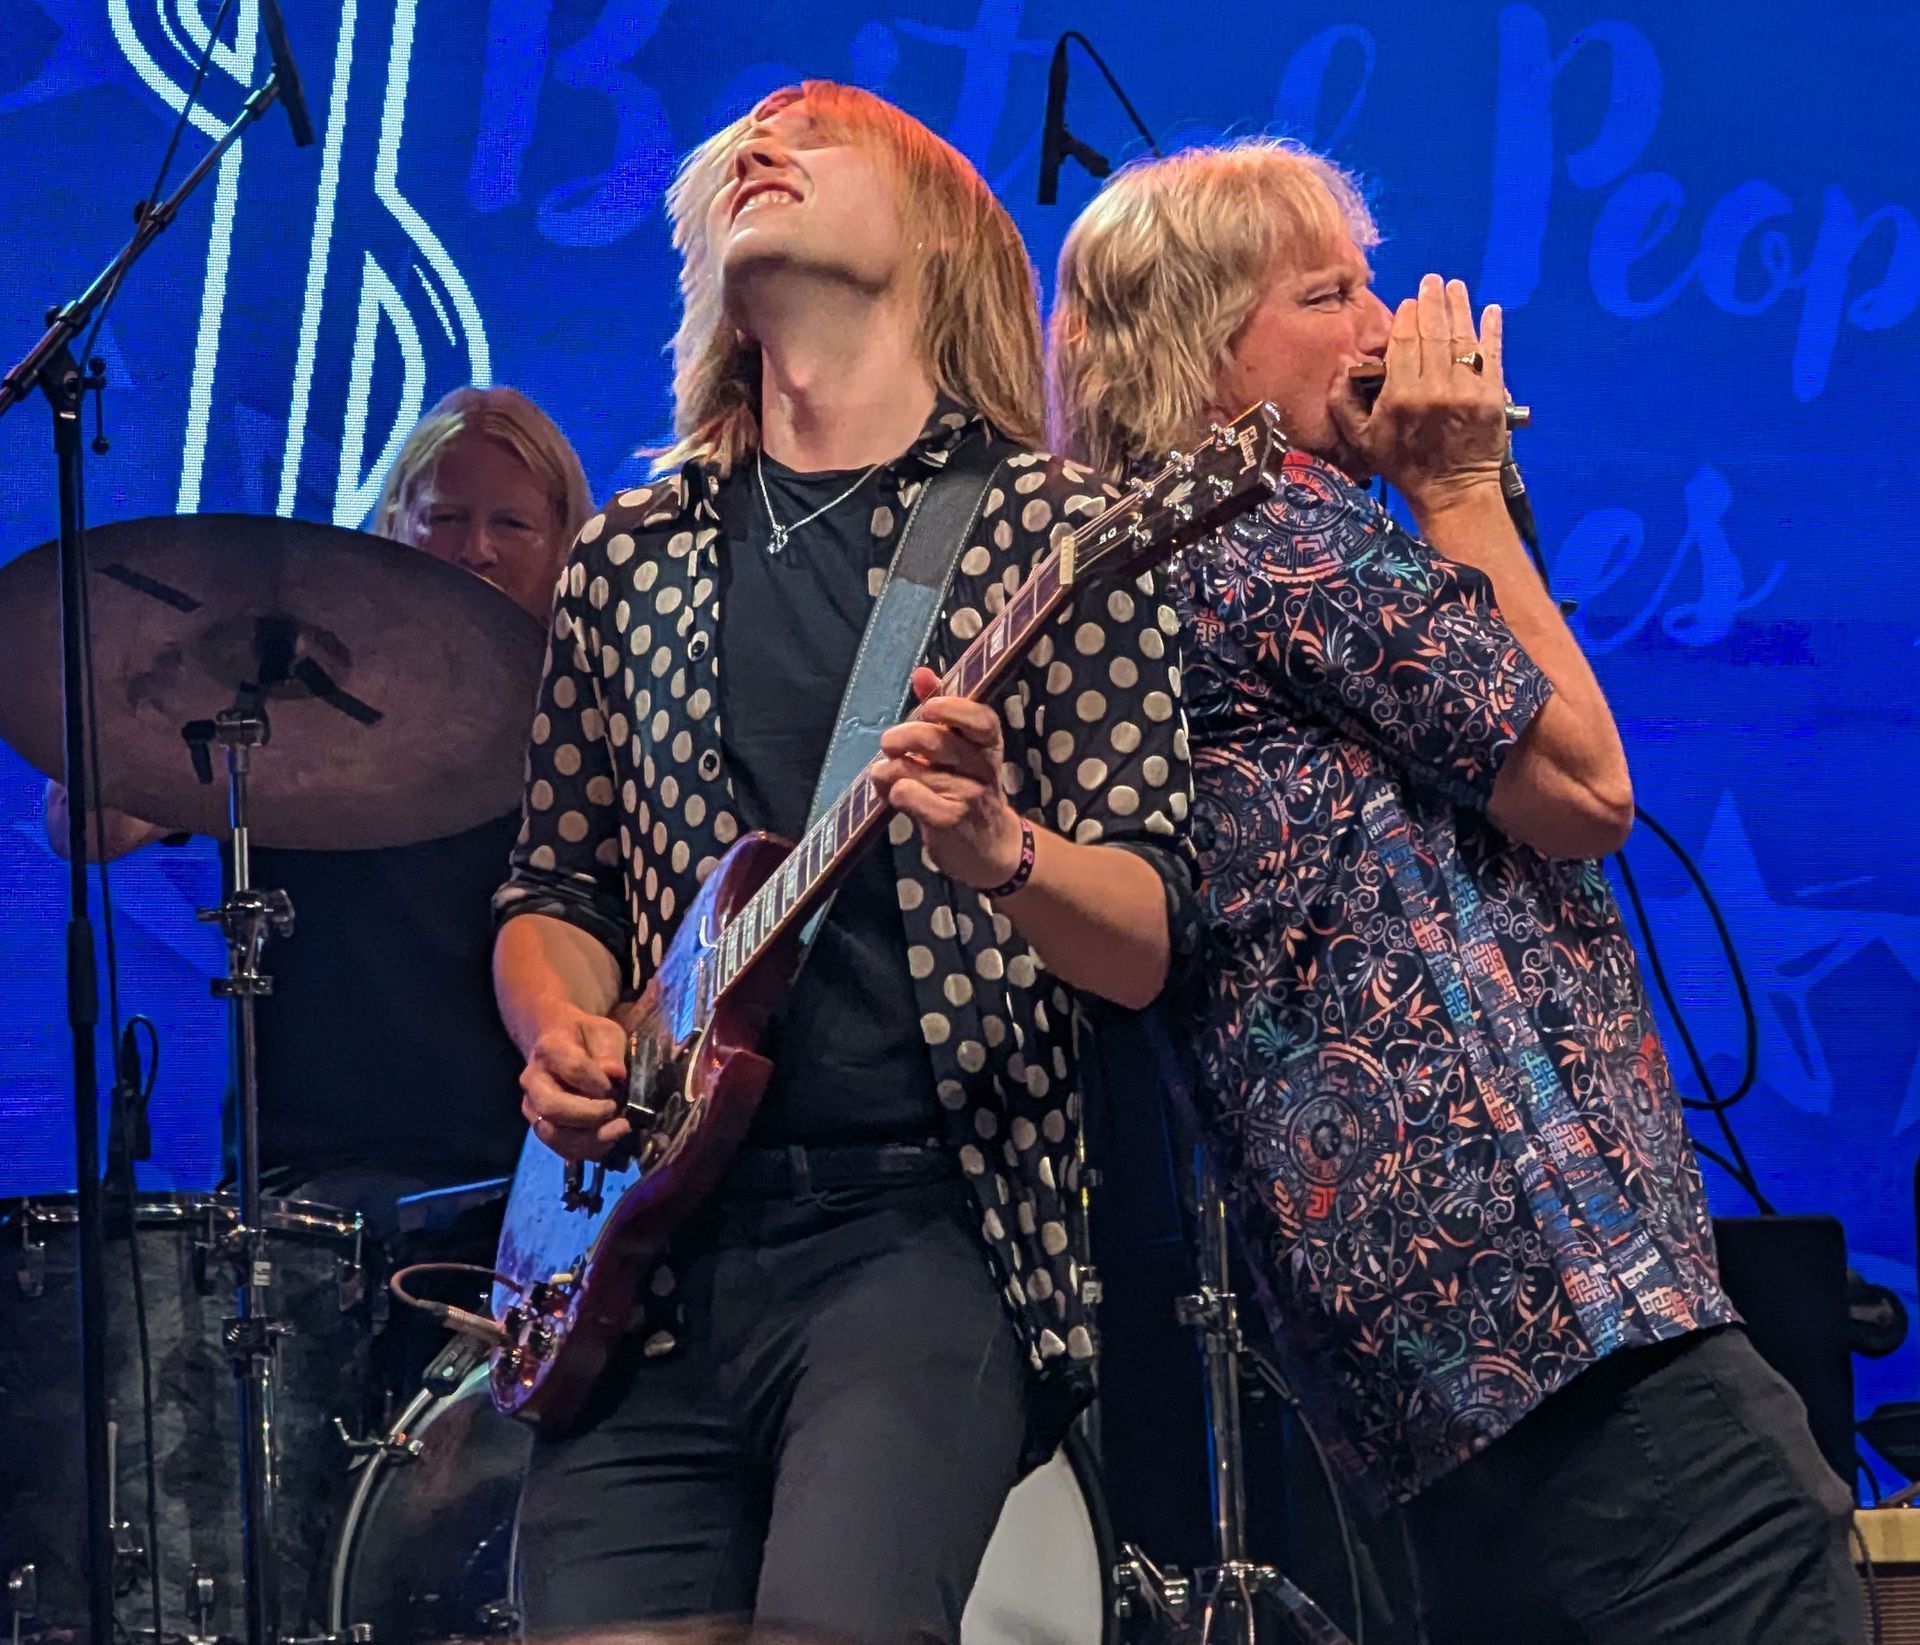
top-left (9, 1564), bottom-right (36, 1645)
top-left (1114, 1541), bottom-right (1191, 1626)
top-left (1113, 1148), bottom-right (1354, 1645)
top-left (106, 1422), bottom-right (147, 1599)
top-left (187, 1565), bottom-right (220, 1645)
top-left (194, 700), bottom-right (295, 1645)
top-left (325, 1339), bottom-right (527, 1645)
top-left (331, 1420), bottom-right (427, 1466)
top-left (14, 1216), bottom-right (46, 1301)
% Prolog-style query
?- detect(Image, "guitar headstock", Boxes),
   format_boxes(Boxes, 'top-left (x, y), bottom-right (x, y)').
top-left (1065, 402), bottom-right (1289, 585)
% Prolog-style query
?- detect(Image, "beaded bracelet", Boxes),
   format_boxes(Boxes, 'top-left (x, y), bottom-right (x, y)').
top-left (984, 816), bottom-right (1036, 901)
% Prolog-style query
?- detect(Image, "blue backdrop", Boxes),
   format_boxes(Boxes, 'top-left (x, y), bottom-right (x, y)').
top-left (2, 1), bottom-right (1916, 1450)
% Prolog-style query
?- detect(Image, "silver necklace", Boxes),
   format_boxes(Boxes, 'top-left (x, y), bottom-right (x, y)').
top-left (756, 447), bottom-right (881, 555)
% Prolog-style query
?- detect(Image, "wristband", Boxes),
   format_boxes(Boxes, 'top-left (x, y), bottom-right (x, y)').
top-left (984, 816), bottom-right (1036, 901)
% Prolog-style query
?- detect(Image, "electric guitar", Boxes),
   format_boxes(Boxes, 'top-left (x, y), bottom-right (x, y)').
top-left (490, 405), bottom-right (1288, 1426)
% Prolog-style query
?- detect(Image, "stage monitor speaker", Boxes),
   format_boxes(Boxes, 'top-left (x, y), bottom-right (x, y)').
top-left (1855, 1508), bottom-right (1920, 1643)
top-left (1711, 1214), bottom-right (1855, 1487)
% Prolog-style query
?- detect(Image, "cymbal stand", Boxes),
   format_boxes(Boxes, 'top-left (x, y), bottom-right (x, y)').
top-left (189, 706), bottom-right (295, 1645)
top-left (1114, 1146), bottom-right (1352, 1645)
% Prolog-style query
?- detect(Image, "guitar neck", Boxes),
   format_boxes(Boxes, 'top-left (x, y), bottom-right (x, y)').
top-left (702, 549), bottom-right (1076, 1005)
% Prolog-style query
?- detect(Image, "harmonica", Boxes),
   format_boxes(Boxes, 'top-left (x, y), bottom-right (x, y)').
top-left (1346, 359), bottom-right (1531, 429)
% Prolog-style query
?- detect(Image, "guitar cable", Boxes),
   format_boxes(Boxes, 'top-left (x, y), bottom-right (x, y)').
top-left (388, 1261), bottom-right (521, 1347)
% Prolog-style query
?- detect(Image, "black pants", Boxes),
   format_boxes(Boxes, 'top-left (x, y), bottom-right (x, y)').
top-left (515, 1176), bottom-right (1028, 1643)
top-left (1401, 1326), bottom-right (1866, 1644)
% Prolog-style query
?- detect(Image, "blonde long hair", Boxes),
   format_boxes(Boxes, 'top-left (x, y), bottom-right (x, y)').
top-left (1048, 139), bottom-right (1379, 475)
top-left (371, 384), bottom-right (593, 556)
top-left (660, 82), bottom-right (1045, 475)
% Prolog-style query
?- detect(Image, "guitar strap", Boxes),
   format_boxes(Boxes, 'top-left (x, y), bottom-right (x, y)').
top-left (794, 429), bottom-right (1006, 959)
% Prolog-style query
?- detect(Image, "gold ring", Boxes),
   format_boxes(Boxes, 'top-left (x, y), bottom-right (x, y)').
top-left (1454, 351), bottom-right (1484, 373)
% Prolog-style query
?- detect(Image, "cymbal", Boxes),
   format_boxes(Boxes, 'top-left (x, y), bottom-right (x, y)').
top-left (0, 514), bottom-right (548, 851)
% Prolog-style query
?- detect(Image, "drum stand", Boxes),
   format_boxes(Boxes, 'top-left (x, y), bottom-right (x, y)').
top-left (1113, 1147), bottom-right (1353, 1645)
top-left (190, 704), bottom-right (295, 1645)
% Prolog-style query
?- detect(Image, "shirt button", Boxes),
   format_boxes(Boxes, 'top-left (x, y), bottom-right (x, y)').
top-left (698, 749), bottom-right (722, 781)
top-left (687, 632), bottom-right (710, 661)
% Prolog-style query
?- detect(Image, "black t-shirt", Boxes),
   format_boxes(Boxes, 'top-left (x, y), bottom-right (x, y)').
top-left (245, 810), bottom-right (529, 1181)
top-left (713, 454), bottom-right (941, 1144)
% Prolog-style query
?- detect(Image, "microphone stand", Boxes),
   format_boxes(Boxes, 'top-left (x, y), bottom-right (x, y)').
top-left (0, 63), bottom-right (302, 1645)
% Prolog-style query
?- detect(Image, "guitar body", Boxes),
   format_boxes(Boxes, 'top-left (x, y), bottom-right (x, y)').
top-left (491, 831), bottom-right (795, 1426)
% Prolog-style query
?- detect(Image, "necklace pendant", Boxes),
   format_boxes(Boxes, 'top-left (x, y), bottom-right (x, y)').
top-left (768, 525), bottom-right (790, 555)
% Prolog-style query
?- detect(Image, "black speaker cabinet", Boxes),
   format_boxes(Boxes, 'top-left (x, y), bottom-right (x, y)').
top-left (1711, 1214), bottom-right (1855, 1487)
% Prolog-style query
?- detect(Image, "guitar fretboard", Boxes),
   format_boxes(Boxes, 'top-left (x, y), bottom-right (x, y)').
top-left (698, 545), bottom-right (1078, 1013)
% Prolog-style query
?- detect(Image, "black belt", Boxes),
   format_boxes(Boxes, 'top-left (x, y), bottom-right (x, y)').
top-left (721, 1140), bottom-right (956, 1198)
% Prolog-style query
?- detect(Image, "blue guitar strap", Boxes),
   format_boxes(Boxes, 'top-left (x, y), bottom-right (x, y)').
top-left (795, 431), bottom-right (1005, 955)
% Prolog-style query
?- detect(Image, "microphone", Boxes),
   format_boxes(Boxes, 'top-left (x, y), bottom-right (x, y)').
top-left (259, 0), bottom-right (316, 147)
top-left (1038, 35), bottom-right (1112, 205)
top-left (1500, 399), bottom-right (1539, 557)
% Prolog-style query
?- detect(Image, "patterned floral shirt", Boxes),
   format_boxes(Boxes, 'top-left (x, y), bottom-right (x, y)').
top-left (1176, 452), bottom-right (1735, 1507)
top-left (494, 401), bottom-right (1197, 1460)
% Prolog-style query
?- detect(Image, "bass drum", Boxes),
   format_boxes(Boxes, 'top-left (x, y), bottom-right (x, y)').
top-left (330, 1363), bottom-right (1114, 1645)
top-left (965, 1434), bottom-right (1116, 1645)
top-left (328, 1359), bottom-right (531, 1642)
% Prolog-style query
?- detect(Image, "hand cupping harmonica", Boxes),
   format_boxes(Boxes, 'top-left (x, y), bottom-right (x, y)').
top-left (1346, 359), bottom-right (1530, 430)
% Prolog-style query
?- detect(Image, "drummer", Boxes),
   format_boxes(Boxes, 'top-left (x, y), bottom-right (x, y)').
top-left (45, 385), bottom-right (591, 1249)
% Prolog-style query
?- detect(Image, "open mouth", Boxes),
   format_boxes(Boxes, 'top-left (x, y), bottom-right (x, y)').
top-left (733, 183), bottom-right (802, 221)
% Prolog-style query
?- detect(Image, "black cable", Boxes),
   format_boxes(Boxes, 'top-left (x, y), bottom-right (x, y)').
top-left (1619, 808), bottom-right (1760, 1113)
top-left (1056, 31), bottom-right (1164, 160)
top-left (108, 1019), bottom-right (162, 1645)
top-left (1858, 1448), bottom-right (1886, 1506)
top-left (78, 0), bottom-right (238, 371)
top-left (1246, 1346), bottom-right (1365, 1645)
top-left (1612, 837), bottom-right (1775, 1214)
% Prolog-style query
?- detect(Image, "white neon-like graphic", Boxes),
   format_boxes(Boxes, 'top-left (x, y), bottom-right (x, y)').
top-left (113, 0), bottom-right (493, 525)
top-left (111, 1), bottom-right (258, 513)
top-left (109, 0), bottom-right (257, 140)
top-left (413, 264), bottom-right (456, 344)
top-left (176, 0), bottom-right (259, 86)
top-left (276, 0), bottom-right (359, 517)
top-left (176, 145), bottom-right (243, 513)
top-left (368, 0), bottom-right (491, 387)
top-left (334, 253), bottom-right (425, 528)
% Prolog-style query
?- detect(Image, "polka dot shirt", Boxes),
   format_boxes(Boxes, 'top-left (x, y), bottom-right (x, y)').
top-left (494, 401), bottom-right (1198, 1456)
